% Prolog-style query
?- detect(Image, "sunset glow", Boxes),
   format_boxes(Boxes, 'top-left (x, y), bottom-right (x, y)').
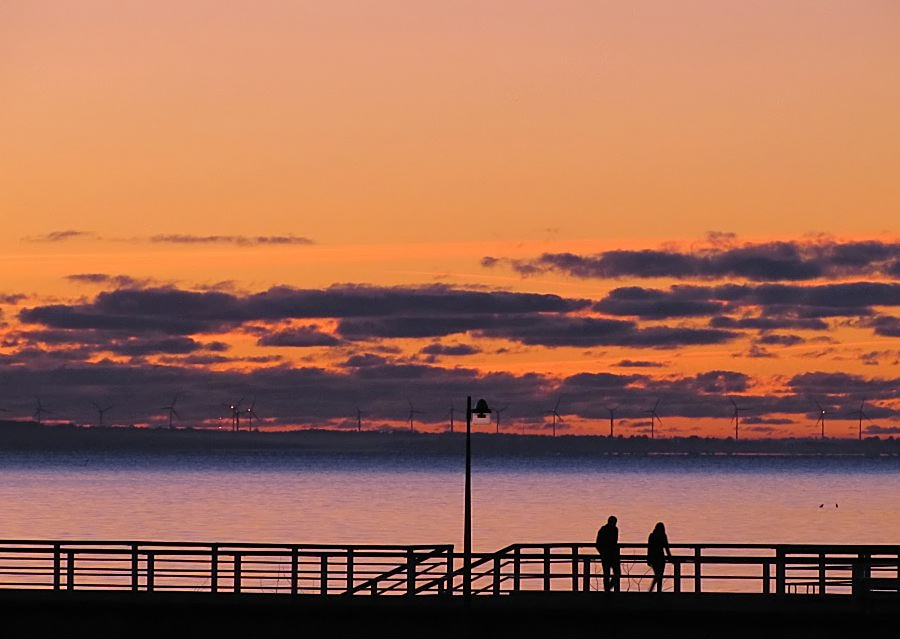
top-left (2, 1), bottom-right (897, 439)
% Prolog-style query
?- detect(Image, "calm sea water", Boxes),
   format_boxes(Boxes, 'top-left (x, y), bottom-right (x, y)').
top-left (2, 451), bottom-right (899, 550)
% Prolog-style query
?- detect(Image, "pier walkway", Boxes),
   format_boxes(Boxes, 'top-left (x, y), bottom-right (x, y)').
top-left (1, 539), bottom-right (898, 637)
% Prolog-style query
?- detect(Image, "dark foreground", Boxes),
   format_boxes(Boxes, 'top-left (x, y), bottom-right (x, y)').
top-left (2, 590), bottom-right (897, 639)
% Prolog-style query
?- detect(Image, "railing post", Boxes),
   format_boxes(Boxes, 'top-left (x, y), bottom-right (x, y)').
top-left (233, 553), bottom-right (241, 593)
top-left (581, 558), bottom-right (590, 592)
top-left (571, 545), bottom-right (579, 592)
top-left (66, 550), bottom-right (75, 591)
top-left (347, 549), bottom-right (354, 593)
top-left (53, 544), bottom-right (61, 591)
top-left (291, 547), bottom-right (299, 595)
top-left (406, 549), bottom-right (415, 596)
top-left (762, 561), bottom-right (771, 594)
top-left (211, 545), bottom-right (219, 593)
top-left (146, 552), bottom-right (155, 592)
top-left (693, 547), bottom-right (702, 593)
top-left (776, 548), bottom-right (786, 595)
top-left (818, 552), bottom-right (826, 594)
top-left (673, 558), bottom-right (681, 593)
top-left (320, 555), bottom-right (328, 595)
top-left (513, 547), bottom-right (521, 593)
top-left (131, 545), bottom-right (140, 591)
top-left (493, 555), bottom-right (502, 594)
top-left (544, 546), bottom-right (551, 591)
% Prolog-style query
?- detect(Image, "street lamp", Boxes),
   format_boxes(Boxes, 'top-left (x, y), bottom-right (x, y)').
top-left (464, 395), bottom-right (491, 599)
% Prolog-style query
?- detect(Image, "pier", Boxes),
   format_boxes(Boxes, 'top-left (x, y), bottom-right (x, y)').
top-left (1, 539), bottom-right (898, 637)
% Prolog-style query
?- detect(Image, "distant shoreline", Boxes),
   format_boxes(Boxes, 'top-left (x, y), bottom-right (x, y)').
top-left (2, 419), bottom-right (898, 457)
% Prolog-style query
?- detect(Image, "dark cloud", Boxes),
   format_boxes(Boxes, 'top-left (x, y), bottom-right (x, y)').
top-left (787, 372), bottom-right (898, 402)
top-left (22, 230), bottom-right (96, 242)
top-left (65, 274), bottom-right (150, 288)
top-left (710, 316), bottom-right (828, 331)
top-left (477, 316), bottom-right (738, 348)
top-left (20, 284), bottom-right (586, 337)
top-left (865, 425), bottom-right (900, 435)
top-left (596, 282), bottom-right (899, 324)
top-left (341, 354), bottom-right (390, 368)
top-left (149, 234), bottom-right (314, 246)
top-left (756, 334), bottom-right (804, 346)
top-left (0, 293), bottom-right (27, 305)
top-left (15, 327), bottom-right (228, 357)
top-left (111, 336), bottom-right (210, 356)
top-left (494, 239), bottom-right (900, 281)
top-left (613, 359), bottom-right (665, 368)
top-left (420, 343), bottom-right (480, 356)
top-left (593, 287), bottom-right (724, 318)
top-left (866, 315), bottom-right (900, 337)
top-left (257, 326), bottom-right (342, 347)
top-left (0, 355), bottom-right (895, 430)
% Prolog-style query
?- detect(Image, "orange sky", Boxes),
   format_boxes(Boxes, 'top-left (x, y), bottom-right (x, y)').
top-left (0, 2), bottom-right (897, 438)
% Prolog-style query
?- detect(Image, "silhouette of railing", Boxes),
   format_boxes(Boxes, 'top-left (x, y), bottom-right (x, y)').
top-left (1, 540), bottom-right (898, 597)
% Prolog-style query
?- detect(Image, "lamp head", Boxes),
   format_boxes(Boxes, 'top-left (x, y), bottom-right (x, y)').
top-left (471, 398), bottom-right (492, 424)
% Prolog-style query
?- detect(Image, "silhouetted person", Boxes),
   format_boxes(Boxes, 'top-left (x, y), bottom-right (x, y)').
top-left (646, 521), bottom-right (672, 592)
top-left (595, 515), bottom-right (620, 592)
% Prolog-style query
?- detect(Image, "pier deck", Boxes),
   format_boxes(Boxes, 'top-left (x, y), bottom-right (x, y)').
top-left (2, 588), bottom-right (898, 639)
top-left (2, 539), bottom-right (898, 637)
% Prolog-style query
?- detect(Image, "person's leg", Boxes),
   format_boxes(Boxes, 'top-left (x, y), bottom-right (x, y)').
top-left (648, 565), bottom-right (659, 592)
top-left (653, 564), bottom-right (664, 592)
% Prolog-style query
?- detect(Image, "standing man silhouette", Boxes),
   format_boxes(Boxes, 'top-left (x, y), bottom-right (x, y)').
top-left (595, 515), bottom-right (621, 592)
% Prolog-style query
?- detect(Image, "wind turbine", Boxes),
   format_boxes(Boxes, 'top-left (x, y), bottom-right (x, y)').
top-left (728, 396), bottom-right (748, 440)
top-left (645, 399), bottom-right (662, 439)
top-left (245, 398), bottom-right (259, 431)
top-left (162, 395), bottom-right (179, 429)
top-left (849, 399), bottom-right (872, 441)
top-left (355, 407), bottom-right (364, 432)
top-left (91, 401), bottom-right (113, 428)
top-left (603, 405), bottom-right (617, 437)
top-left (547, 397), bottom-right (562, 437)
top-left (494, 405), bottom-right (509, 434)
top-left (814, 400), bottom-right (827, 439)
top-left (33, 398), bottom-right (52, 425)
top-left (226, 397), bottom-right (244, 431)
top-left (448, 402), bottom-right (456, 433)
top-left (407, 400), bottom-right (421, 432)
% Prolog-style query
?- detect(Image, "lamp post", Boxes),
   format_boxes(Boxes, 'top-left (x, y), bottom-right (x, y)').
top-left (464, 395), bottom-right (491, 599)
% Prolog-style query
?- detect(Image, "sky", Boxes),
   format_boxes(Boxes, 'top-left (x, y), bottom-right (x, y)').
top-left (1, 1), bottom-right (898, 439)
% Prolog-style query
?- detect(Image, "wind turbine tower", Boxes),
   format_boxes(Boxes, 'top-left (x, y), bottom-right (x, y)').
top-left (162, 395), bottom-right (179, 429)
top-left (494, 405), bottom-right (508, 434)
top-left (245, 398), bottom-right (259, 431)
top-left (92, 401), bottom-right (113, 428)
top-left (814, 401), bottom-right (826, 439)
top-left (646, 399), bottom-right (662, 439)
top-left (547, 398), bottom-right (562, 437)
top-left (407, 400), bottom-right (421, 432)
top-left (851, 399), bottom-right (872, 441)
top-left (728, 396), bottom-right (747, 440)
top-left (225, 397), bottom-right (244, 431)
top-left (33, 398), bottom-right (52, 425)
top-left (603, 405), bottom-right (617, 437)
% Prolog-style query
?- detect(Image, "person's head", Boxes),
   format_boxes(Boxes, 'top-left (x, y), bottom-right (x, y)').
top-left (654, 522), bottom-right (665, 534)
top-left (608, 516), bottom-right (617, 525)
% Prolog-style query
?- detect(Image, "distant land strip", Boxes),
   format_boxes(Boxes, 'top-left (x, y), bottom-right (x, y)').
top-left (1, 420), bottom-right (898, 457)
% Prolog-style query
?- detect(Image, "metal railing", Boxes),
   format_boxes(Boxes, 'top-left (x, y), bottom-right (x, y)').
top-left (1, 540), bottom-right (898, 597)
